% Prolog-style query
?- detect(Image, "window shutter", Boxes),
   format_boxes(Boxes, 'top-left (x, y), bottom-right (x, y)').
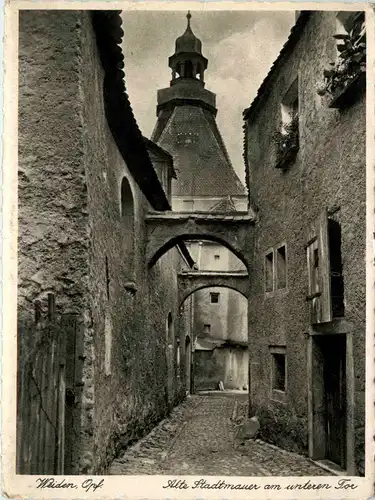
top-left (306, 209), bottom-right (332, 324)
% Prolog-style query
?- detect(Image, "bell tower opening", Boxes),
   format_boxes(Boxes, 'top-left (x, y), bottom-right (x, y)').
top-left (168, 11), bottom-right (208, 85)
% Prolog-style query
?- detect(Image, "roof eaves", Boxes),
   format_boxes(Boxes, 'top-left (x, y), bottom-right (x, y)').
top-left (143, 136), bottom-right (177, 179)
top-left (91, 11), bottom-right (171, 211)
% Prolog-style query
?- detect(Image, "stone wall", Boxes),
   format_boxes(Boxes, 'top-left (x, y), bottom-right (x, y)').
top-left (18, 10), bottom-right (193, 475)
top-left (18, 10), bottom-right (88, 327)
top-left (245, 11), bottom-right (365, 473)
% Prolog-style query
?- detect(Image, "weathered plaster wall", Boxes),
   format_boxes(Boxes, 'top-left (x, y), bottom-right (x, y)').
top-left (18, 10), bottom-right (193, 475)
top-left (18, 11), bottom-right (88, 325)
top-left (245, 11), bottom-right (365, 473)
top-left (18, 10), bottom-right (92, 473)
top-left (194, 347), bottom-right (248, 390)
top-left (79, 12), bottom-right (192, 472)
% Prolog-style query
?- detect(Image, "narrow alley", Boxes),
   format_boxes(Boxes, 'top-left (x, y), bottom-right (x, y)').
top-left (109, 393), bottom-right (330, 476)
top-left (14, 7), bottom-right (366, 481)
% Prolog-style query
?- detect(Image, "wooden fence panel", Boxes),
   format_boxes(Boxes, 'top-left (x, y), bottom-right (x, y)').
top-left (16, 294), bottom-right (79, 475)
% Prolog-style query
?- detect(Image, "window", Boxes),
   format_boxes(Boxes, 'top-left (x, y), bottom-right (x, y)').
top-left (203, 324), bottom-right (211, 334)
top-left (166, 313), bottom-right (173, 346)
top-left (210, 292), bottom-right (220, 304)
top-left (272, 353), bottom-right (286, 391)
top-left (306, 209), bottom-right (345, 324)
top-left (329, 217), bottom-right (345, 317)
top-left (281, 79), bottom-right (299, 134)
top-left (276, 245), bottom-right (287, 289)
top-left (265, 251), bottom-right (274, 292)
top-left (270, 346), bottom-right (286, 397)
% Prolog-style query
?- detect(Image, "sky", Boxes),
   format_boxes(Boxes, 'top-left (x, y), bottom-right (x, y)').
top-left (122, 10), bottom-right (295, 184)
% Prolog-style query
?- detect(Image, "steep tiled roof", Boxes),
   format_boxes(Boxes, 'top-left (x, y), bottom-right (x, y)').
top-left (156, 104), bottom-right (246, 197)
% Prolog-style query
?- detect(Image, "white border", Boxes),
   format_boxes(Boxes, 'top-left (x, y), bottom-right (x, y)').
top-left (2, 2), bottom-right (374, 499)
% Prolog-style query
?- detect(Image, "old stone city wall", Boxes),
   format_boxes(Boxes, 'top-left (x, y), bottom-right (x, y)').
top-left (18, 10), bottom-right (191, 474)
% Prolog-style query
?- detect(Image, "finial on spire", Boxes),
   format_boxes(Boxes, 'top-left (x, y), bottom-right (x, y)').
top-left (187, 10), bottom-right (192, 27)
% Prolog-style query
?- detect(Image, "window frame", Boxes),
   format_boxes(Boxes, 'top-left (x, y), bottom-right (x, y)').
top-left (275, 243), bottom-right (288, 290)
top-left (269, 346), bottom-right (287, 403)
top-left (264, 248), bottom-right (275, 294)
top-left (210, 292), bottom-right (220, 304)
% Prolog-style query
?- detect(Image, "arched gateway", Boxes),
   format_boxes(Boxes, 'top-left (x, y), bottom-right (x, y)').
top-left (145, 210), bottom-right (255, 269)
top-left (178, 270), bottom-right (249, 307)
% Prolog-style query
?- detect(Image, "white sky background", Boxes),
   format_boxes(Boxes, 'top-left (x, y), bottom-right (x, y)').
top-left (121, 10), bottom-right (295, 184)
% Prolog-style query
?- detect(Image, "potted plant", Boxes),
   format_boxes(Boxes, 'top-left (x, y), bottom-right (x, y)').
top-left (316, 14), bottom-right (366, 107)
top-left (273, 111), bottom-right (299, 170)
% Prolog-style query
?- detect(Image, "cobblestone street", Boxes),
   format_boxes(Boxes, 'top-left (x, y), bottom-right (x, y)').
top-left (109, 393), bottom-right (331, 476)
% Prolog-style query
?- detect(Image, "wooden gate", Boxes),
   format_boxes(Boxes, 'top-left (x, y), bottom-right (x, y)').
top-left (16, 294), bottom-right (83, 474)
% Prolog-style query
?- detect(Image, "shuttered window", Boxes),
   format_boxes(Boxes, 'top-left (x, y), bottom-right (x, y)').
top-left (306, 209), bottom-right (332, 324)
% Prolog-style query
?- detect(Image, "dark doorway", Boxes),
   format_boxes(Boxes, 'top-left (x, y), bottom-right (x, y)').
top-left (185, 336), bottom-right (191, 394)
top-left (321, 335), bottom-right (347, 468)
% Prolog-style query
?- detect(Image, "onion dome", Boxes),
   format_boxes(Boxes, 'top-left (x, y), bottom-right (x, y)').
top-left (175, 11), bottom-right (202, 55)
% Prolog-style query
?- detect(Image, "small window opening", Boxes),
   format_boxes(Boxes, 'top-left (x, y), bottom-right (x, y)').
top-left (265, 251), bottom-right (274, 292)
top-left (214, 254), bottom-right (220, 260)
top-left (203, 324), bottom-right (211, 334)
top-left (281, 79), bottom-right (299, 134)
top-left (210, 292), bottom-right (220, 304)
top-left (276, 245), bottom-right (287, 289)
top-left (185, 61), bottom-right (193, 78)
top-left (272, 353), bottom-right (286, 392)
top-left (105, 256), bottom-right (110, 300)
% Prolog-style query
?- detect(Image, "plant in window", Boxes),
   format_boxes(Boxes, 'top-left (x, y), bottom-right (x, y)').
top-left (316, 15), bottom-right (366, 99)
top-left (272, 111), bottom-right (299, 170)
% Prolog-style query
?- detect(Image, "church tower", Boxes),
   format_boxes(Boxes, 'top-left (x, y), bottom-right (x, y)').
top-left (152, 13), bottom-right (249, 393)
top-left (152, 12), bottom-right (247, 212)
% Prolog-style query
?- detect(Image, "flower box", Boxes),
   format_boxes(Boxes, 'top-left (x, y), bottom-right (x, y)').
top-left (275, 143), bottom-right (299, 170)
top-left (273, 112), bottom-right (299, 171)
top-left (327, 69), bottom-right (365, 109)
top-left (316, 13), bottom-right (366, 109)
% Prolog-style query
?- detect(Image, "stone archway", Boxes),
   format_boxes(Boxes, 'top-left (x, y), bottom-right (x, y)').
top-left (178, 270), bottom-right (249, 307)
top-left (145, 211), bottom-right (255, 269)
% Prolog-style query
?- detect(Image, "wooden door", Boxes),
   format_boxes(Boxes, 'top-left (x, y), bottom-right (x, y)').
top-left (323, 335), bottom-right (346, 468)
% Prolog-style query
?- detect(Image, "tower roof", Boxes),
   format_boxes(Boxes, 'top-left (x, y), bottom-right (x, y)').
top-left (153, 104), bottom-right (246, 197)
top-left (175, 11), bottom-right (202, 55)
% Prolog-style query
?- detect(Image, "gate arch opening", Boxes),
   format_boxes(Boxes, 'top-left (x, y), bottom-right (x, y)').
top-left (179, 284), bottom-right (248, 308)
top-left (148, 234), bottom-right (249, 270)
top-left (187, 286), bottom-right (249, 393)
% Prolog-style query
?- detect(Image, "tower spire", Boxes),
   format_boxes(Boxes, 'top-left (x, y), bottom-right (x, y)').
top-left (168, 11), bottom-right (208, 83)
